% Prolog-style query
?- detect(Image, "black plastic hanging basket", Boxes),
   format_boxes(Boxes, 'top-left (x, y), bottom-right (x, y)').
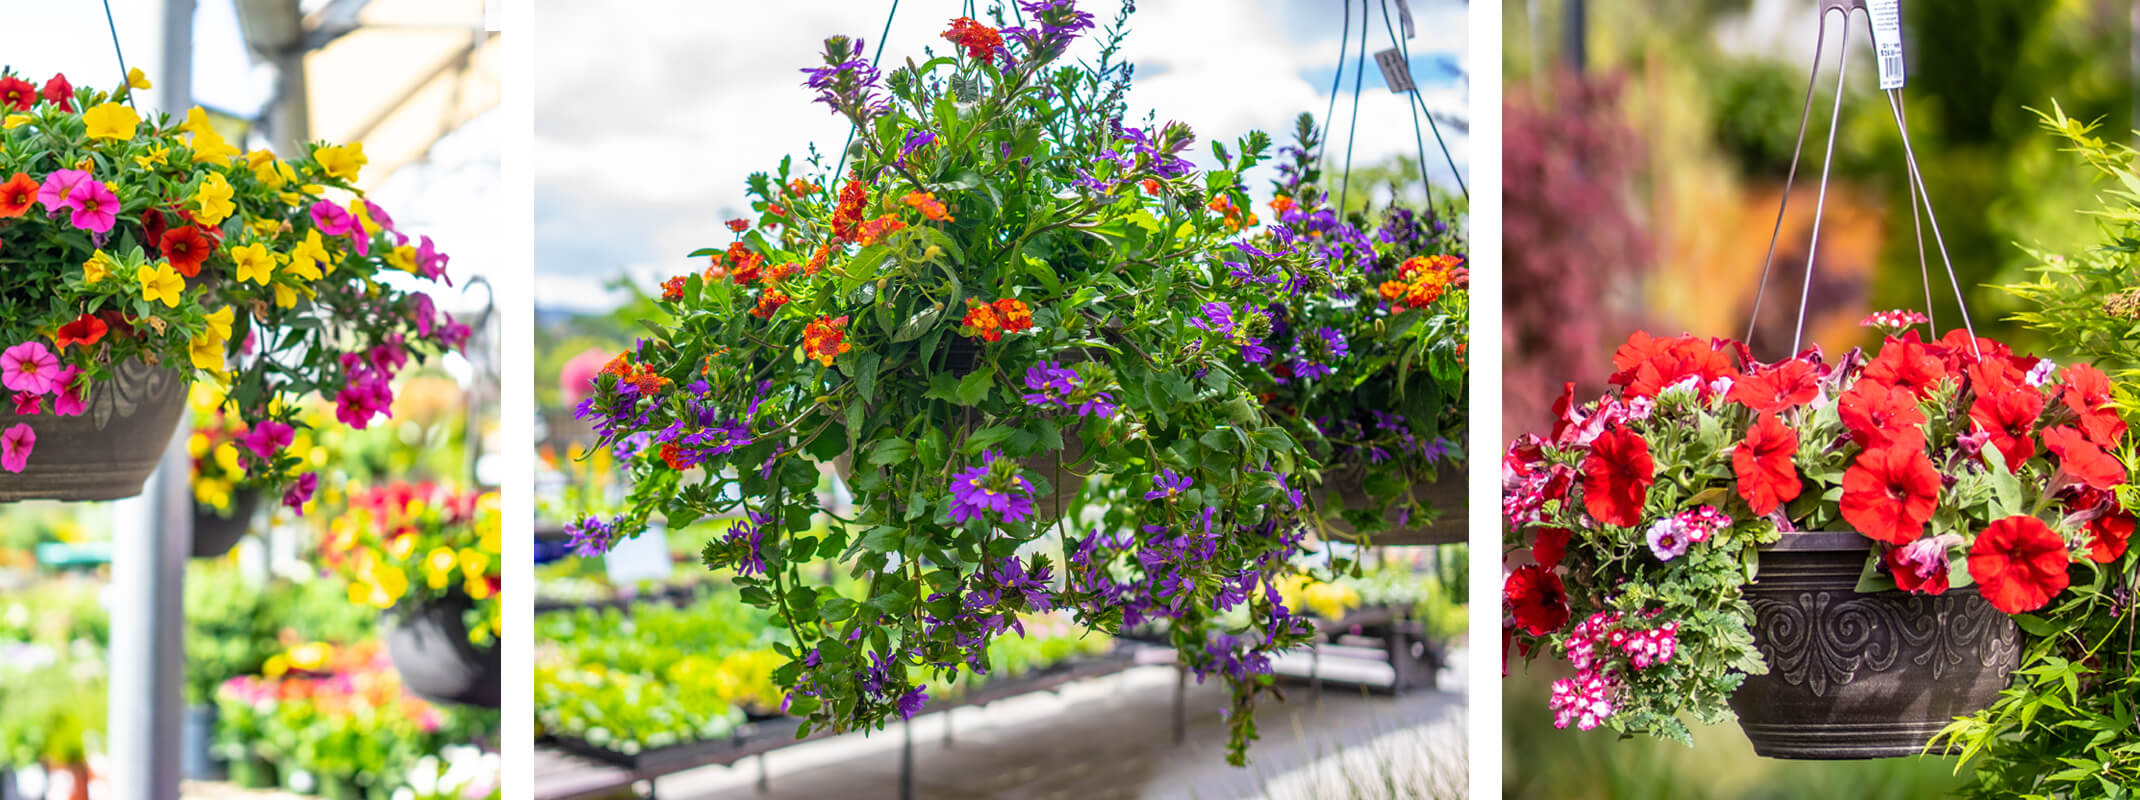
top-left (190, 489), bottom-right (261, 558)
top-left (0, 360), bottom-right (186, 503)
top-left (1728, 531), bottom-right (2023, 759)
top-left (384, 591), bottom-right (501, 708)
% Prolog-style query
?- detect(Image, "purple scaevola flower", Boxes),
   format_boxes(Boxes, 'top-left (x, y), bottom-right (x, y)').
top-left (1146, 469), bottom-right (1193, 501)
top-left (565, 515), bottom-right (621, 557)
top-left (947, 449), bottom-right (1038, 523)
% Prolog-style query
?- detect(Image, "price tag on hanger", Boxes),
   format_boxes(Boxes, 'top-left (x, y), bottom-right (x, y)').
top-left (1397, 0), bottom-right (1416, 39)
top-left (1867, 0), bottom-right (1905, 89)
top-left (1375, 47), bottom-right (1416, 93)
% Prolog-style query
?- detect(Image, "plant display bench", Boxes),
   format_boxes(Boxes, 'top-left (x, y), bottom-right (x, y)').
top-left (1295, 605), bottom-right (1448, 695)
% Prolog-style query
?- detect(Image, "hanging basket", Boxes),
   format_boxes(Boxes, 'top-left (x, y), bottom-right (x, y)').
top-left (832, 427), bottom-right (1091, 522)
top-left (383, 591), bottom-right (501, 709)
top-left (1728, 531), bottom-right (2023, 759)
top-left (1315, 466), bottom-right (1466, 546)
top-left (190, 490), bottom-right (261, 559)
top-left (0, 360), bottom-right (185, 503)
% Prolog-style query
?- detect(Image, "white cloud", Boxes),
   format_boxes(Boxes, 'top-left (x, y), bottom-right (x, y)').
top-left (532, 0), bottom-right (1470, 299)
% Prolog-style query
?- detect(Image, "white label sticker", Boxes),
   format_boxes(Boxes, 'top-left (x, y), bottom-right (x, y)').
top-left (1867, 0), bottom-right (1905, 89)
top-left (1374, 47), bottom-right (1416, 93)
top-left (1397, 0), bottom-right (1415, 39)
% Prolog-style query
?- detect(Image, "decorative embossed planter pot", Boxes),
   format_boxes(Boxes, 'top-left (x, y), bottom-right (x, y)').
top-left (1316, 468), bottom-right (1466, 546)
top-left (191, 490), bottom-right (261, 558)
top-left (1728, 531), bottom-right (2023, 759)
top-left (0, 360), bottom-right (186, 502)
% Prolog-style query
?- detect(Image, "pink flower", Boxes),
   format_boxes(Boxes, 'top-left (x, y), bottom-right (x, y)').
top-left (416, 236), bottom-right (450, 284)
top-left (282, 472), bottom-right (318, 514)
top-left (10, 391), bottom-right (39, 416)
top-left (35, 169), bottom-right (90, 215)
top-left (0, 342), bottom-right (60, 394)
top-left (334, 371), bottom-right (395, 429)
top-left (67, 180), bottom-right (118, 233)
top-left (310, 200), bottom-right (355, 236)
top-left (51, 367), bottom-right (86, 417)
top-left (1887, 533), bottom-right (1962, 595)
top-left (239, 420), bottom-right (295, 462)
top-left (363, 200), bottom-right (395, 232)
top-left (1, 424), bottom-right (34, 473)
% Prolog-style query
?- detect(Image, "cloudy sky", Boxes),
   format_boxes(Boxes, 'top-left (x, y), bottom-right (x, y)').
top-left (532, 0), bottom-right (1470, 312)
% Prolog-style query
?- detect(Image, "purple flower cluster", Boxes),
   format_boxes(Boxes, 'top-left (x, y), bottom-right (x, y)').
top-left (1190, 301), bottom-right (1273, 363)
top-left (801, 35), bottom-right (887, 120)
top-left (946, 450), bottom-right (1037, 524)
top-left (1019, 360), bottom-right (1116, 418)
top-left (723, 511), bottom-right (773, 577)
top-left (564, 515), bottom-right (620, 557)
top-left (1003, 0), bottom-right (1097, 59)
top-left (1287, 326), bottom-right (1348, 382)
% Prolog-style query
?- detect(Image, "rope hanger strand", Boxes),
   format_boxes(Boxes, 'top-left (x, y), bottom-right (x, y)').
top-left (101, 0), bottom-right (135, 109)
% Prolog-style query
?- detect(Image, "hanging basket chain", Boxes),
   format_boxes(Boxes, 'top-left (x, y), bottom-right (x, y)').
top-left (1337, 0), bottom-right (1369, 213)
top-left (1376, 0), bottom-right (1467, 202)
top-left (1314, 0), bottom-right (1353, 170)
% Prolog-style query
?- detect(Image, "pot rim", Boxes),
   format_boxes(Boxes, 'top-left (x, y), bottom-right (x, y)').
top-left (1758, 530), bottom-right (1876, 553)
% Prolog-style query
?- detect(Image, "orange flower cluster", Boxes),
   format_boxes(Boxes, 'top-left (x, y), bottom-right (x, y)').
top-left (751, 287), bottom-right (790, 319)
top-left (808, 243), bottom-right (831, 275)
top-left (942, 17), bottom-right (1004, 64)
top-left (803, 316), bottom-right (852, 366)
top-left (1269, 195), bottom-right (1296, 215)
top-left (1208, 195), bottom-right (1258, 232)
top-left (1139, 179), bottom-right (1162, 194)
top-left (660, 442), bottom-right (693, 470)
top-left (961, 297), bottom-right (1034, 342)
top-left (1378, 254), bottom-right (1468, 312)
top-left (902, 191), bottom-right (953, 221)
top-left (725, 218), bottom-right (750, 233)
top-left (601, 353), bottom-right (672, 395)
top-left (662, 274), bottom-right (689, 302)
top-left (856, 215), bottom-right (908, 246)
top-left (788, 178), bottom-right (821, 196)
top-left (831, 177), bottom-right (869, 243)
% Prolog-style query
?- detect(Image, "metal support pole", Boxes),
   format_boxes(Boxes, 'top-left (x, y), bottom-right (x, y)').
top-left (108, 424), bottom-right (192, 800)
top-left (155, 0), bottom-right (196, 115)
top-left (899, 719), bottom-right (915, 800)
top-left (755, 752), bottom-right (769, 794)
top-left (1172, 667), bottom-right (1187, 745)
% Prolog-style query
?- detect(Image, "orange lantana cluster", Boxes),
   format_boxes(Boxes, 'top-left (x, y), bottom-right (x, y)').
top-left (856, 215), bottom-right (907, 246)
top-left (601, 353), bottom-right (671, 395)
top-left (902, 191), bottom-right (953, 222)
top-left (831, 177), bottom-right (868, 243)
top-left (1208, 195), bottom-right (1258, 232)
top-left (1379, 254), bottom-right (1467, 312)
top-left (960, 297), bottom-right (1034, 342)
top-left (803, 315), bottom-right (852, 366)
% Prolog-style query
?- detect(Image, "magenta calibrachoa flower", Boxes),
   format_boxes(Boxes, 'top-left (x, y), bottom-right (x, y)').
top-left (947, 450), bottom-right (1037, 524)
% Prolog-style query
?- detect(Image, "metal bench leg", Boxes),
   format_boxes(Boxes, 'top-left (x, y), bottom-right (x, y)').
top-left (1172, 666), bottom-right (1187, 745)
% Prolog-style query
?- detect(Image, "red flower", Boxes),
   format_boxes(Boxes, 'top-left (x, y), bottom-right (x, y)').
top-left (0, 173), bottom-right (37, 218)
top-left (660, 275), bottom-right (688, 302)
top-left (40, 74), bottom-right (73, 111)
top-left (942, 17), bottom-right (1005, 64)
top-left (2061, 363), bottom-right (2127, 448)
top-left (725, 218), bottom-right (749, 233)
top-left (1862, 333), bottom-right (1947, 398)
top-left (1967, 387), bottom-right (2044, 470)
top-left (659, 443), bottom-right (691, 471)
top-left (1531, 527), bottom-right (1571, 569)
top-left (1734, 413), bottom-right (1801, 515)
top-left (0, 76), bottom-right (34, 111)
top-left (2085, 510), bottom-right (2133, 564)
top-left (1837, 382), bottom-right (1927, 451)
top-left (1549, 382), bottom-right (1578, 441)
top-left (1728, 358), bottom-right (1820, 413)
top-left (1610, 331), bottom-right (1738, 399)
top-left (1968, 516), bottom-right (2072, 614)
top-left (160, 226), bottom-right (213, 278)
top-left (1884, 536), bottom-right (1956, 595)
top-left (2044, 425), bottom-right (2127, 490)
top-left (1933, 328), bottom-right (2015, 374)
top-left (1580, 425), bottom-right (1654, 527)
top-left (53, 314), bottom-right (107, 350)
top-left (1839, 445), bottom-right (1940, 545)
top-left (1504, 564), bottom-right (1570, 636)
top-left (1964, 358), bottom-right (2025, 396)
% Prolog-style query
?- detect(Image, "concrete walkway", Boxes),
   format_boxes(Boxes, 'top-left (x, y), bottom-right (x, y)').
top-left (653, 652), bottom-right (1469, 800)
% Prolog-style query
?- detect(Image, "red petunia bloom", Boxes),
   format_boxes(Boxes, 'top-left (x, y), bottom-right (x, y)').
top-left (1504, 564), bottom-right (1571, 636)
top-left (1839, 444), bottom-right (1941, 545)
top-left (53, 314), bottom-right (107, 351)
top-left (1531, 527), bottom-right (1572, 569)
top-left (2044, 425), bottom-right (2127, 490)
top-left (0, 76), bottom-right (34, 111)
top-left (1610, 331), bottom-right (1739, 399)
top-left (40, 74), bottom-right (72, 111)
top-left (160, 226), bottom-right (213, 278)
top-left (942, 17), bottom-right (1005, 64)
top-left (1862, 333), bottom-right (1947, 398)
top-left (1964, 358), bottom-right (2025, 396)
top-left (1580, 425), bottom-right (1654, 527)
top-left (1728, 358), bottom-right (1821, 413)
top-left (1734, 413), bottom-right (1801, 515)
top-left (1549, 382), bottom-right (1578, 441)
top-left (2061, 363), bottom-right (2128, 448)
top-left (1837, 382), bottom-right (1927, 451)
top-left (1968, 515), bottom-right (2072, 614)
top-left (2085, 510), bottom-right (2133, 564)
top-left (1932, 328), bottom-right (2015, 373)
top-left (0, 173), bottom-right (37, 218)
top-left (1968, 387), bottom-right (2044, 470)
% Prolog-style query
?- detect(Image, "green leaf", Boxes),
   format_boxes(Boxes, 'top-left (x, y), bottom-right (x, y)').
top-left (867, 440), bottom-right (913, 466)
top-left (955, 370), bottom-right (993, 405)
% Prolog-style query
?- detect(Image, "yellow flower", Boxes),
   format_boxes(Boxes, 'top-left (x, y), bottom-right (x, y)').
top-left (189, 332), bottom-right (225, 371)
top-left (203, 305), bottom-right (235, 342)
top-left (192, 478), bottom-right (232, 510)
top-left (178, 106), bottom-right (214, 136)
top-left (424, 547), bottom-right (458, 590)
top-left (186, 432), bottom-right (212, 459)
top-left (457, 548), bottom-right (492, 579)
top-left (272, 283), bottom-right (298, 309)
top-left (132, 146), bottom-right (169, 170)
top-left (313, 142), bottom-right (367, 182)
top-left (127, 68), bottom-right (152, 90)
top-left (231, 242), bottom-right (274, 285)
top-left (287, 642), bottom-right (331, 671)
top-left (289, 230), bottom-right (332, 279)
top-left (194, 172), bottom-right (236, 226)
top-left (182, 108), bottom-right (239, 164)
top-left (387, 244), bottom-right (419, 274)
top-left (465, 574), bottom-right (494, 601)
top-left (81, 102), bottom-right (139, 141)
top-left (213, 442), bottom-right (243, 476)
top-left (139, 262), bottom-right (184, 307)
top-left (82, 250), bottom-right (117, 284)
top-left (247, 150), bottom-right (293, 189)
top-left (2, 114), bottom-right (30, 130)
top-left (262, 654), bottom-right (290, 679)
